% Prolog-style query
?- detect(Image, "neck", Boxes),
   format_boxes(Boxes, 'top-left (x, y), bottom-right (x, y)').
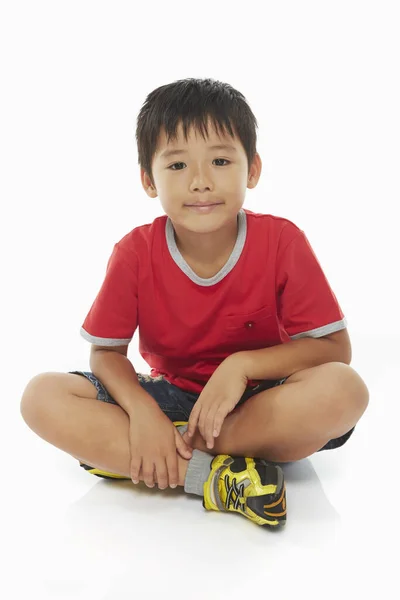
top-left (174, 215), bottom-right (239, 265)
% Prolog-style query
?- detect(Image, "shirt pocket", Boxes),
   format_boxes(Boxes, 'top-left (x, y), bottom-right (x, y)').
top-left (222, 305), bottom-right (277, 347)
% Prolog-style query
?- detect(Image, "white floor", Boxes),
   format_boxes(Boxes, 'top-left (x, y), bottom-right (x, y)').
top-left (5, 333), bottom-right (398, 600)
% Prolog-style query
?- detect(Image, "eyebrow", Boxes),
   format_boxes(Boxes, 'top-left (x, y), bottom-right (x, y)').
top-left (160, 144), bottom-right (238, 160)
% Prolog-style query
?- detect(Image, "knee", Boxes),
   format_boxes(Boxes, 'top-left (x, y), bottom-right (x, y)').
top-left (350, 366), bottom-right (369, 414)
top-left (20, 372), bottom-right (54, 426)
top-left (326, 362), bottom-right (370, 419)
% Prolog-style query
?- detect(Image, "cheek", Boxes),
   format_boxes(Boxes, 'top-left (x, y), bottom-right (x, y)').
top-left (157, 180), bottom-right (181, 201)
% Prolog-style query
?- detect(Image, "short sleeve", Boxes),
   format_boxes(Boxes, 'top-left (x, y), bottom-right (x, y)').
top-left (276, 229), bottom-right (346, 339)
top-left (80, 243), bottom-right (138, 346)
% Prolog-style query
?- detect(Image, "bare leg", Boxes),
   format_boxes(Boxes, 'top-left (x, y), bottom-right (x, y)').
top-left (184, 363), bottom-right (369, 462)
top-left (20, 373), bottom-right (189, 488)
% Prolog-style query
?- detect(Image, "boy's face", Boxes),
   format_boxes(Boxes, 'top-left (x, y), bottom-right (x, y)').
top-left (141, 118), bottom-right (261, 235)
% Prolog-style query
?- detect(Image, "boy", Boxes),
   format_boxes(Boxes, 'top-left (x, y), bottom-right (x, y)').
top-left (20, 77), bottom-right (369, 529)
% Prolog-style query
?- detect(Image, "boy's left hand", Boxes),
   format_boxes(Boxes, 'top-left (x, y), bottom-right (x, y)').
top-left (187, 355), bottom-right (249, 450)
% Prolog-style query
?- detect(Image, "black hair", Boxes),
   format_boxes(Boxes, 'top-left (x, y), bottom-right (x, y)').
top-left (135, 77), bottom-right (259, 188)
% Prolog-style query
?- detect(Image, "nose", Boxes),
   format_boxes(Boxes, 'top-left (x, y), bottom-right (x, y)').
top-left (190, 175), bottom-right (212, 193)
top-left (191, 185), bottom-right (211, 193)
top-left (188, 164), bottom-right (214, 192)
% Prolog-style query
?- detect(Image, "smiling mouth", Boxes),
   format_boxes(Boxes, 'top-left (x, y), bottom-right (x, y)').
top-left (185, 203), bottom-right (223, 207)
top-left (185, 204), bottom-right (223, 214)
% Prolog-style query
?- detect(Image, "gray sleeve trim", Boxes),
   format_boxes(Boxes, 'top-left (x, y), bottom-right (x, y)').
top-left (80, 327), bottom-right (132, 346)
top-left (289, 317), bottom-right (348, 340)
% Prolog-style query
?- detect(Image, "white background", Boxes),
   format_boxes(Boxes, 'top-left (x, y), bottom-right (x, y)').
top-left (1, 1), bottom-right (399, 598)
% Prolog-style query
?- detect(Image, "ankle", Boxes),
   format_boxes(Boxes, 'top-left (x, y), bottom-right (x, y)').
top-left (178, 454), bottom-right (190, 486)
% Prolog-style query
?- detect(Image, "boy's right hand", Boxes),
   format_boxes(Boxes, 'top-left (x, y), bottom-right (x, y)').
top-left (128, 402), bottom-right (193, 489)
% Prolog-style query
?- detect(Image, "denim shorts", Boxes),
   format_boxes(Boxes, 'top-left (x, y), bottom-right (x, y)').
top-left (68, 371), bottom-right (355, 453)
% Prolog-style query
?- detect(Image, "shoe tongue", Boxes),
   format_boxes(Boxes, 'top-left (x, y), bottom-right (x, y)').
top-left (241, 478), bottom-right (252, 490)
top-left (255, 462), bottom-right (279, 487)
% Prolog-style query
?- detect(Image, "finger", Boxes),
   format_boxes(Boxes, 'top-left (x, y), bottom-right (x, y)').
top-left (142, 459), bottom-right (155, 488)
top-left (187, 405), bottom-right (200, 437)
top-left (213, 410), bottom-right (226, 439)
top-left (212, 406), bottom-right (230, 443)
top-left (204, 406), bottom-right (218, 449)
top-left (174, 428), bottom-right (193, 459)
top-left (166, 452), bottom-right (179, 489)
top-left (199, 405), bottom-right (211, 443)
top-left (155, 457), bottom-right (168, 490)
top-left (130, 456), bottom-right (142, 484)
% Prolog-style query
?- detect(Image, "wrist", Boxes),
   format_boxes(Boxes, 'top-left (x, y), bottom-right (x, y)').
top-left (226, 352), bottom-right (251, 381)
top-left (124, 392), bottom-right (155, 416)
top-left (127, 393), bottom-right (163, 419)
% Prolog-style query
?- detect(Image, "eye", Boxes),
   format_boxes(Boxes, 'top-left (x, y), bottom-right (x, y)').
top-left (168, 158), bottom-right (231, 170)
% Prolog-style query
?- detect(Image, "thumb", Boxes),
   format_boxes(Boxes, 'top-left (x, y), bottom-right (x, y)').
top-left (174, 428), bottom-right (193, 459)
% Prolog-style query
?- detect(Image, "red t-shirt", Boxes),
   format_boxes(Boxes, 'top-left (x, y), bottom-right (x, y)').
top-left (81, 208), bottom-right (346, 394)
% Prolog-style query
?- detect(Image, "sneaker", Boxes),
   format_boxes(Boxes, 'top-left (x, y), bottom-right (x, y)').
top-left (79, 462), bottom-right (130, 479)
top-left (203, 455), bottom-right (286, 527)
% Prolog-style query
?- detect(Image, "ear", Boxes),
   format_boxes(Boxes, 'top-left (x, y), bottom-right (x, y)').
top-left (247, 153), bottom-right (262, 189)
top-left (140, 168), bottom-right (158, 197)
